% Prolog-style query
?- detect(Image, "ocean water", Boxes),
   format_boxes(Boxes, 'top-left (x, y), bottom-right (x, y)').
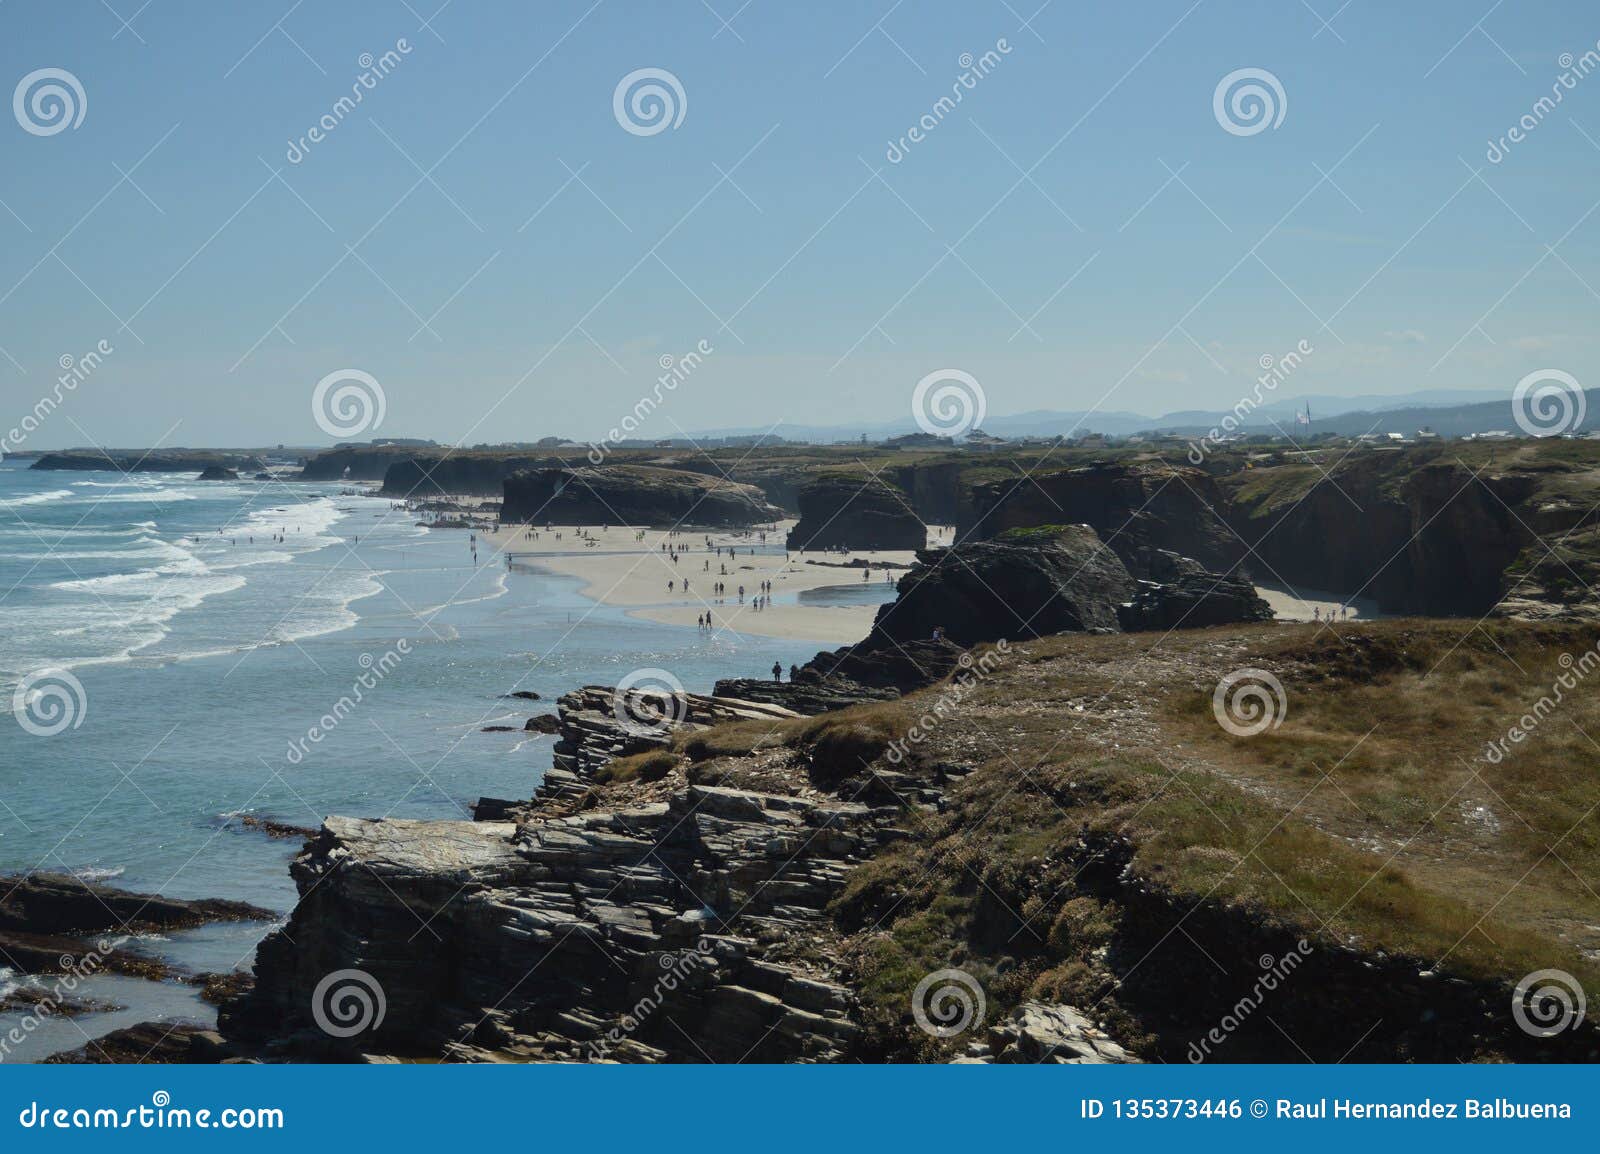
top-left (0, 461), bottom-right (848, 1060)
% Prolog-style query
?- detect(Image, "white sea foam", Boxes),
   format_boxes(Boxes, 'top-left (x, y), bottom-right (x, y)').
top-left (0, 488), bottom-right (74, 508)
top-left (71, 865), bottom-right (126, 882)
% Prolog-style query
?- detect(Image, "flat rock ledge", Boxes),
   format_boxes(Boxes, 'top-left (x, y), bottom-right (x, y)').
top-left (228, 782), bottom-right (888, 1062)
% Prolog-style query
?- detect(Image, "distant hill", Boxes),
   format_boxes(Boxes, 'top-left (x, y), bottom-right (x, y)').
top-left (689, 388), bottom-right (1524, 442)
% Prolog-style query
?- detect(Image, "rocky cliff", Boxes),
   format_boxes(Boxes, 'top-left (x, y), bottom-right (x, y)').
top-left (380, 455), bottom-right (568, 498)
top-left (500, 465), bottom-right (783, 527)
top-left (785, 473), bottom-right (926, 551)
top-left (964, 461), bottom-right (1243, 576)
top-left (1219, 452), bottom-right (1537, 616)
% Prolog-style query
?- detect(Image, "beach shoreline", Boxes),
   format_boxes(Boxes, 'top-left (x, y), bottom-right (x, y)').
top-left (479, 520), bottom-right (954, 644)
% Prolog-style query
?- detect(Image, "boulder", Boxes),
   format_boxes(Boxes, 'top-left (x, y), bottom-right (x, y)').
top-left (1116, 549), bottom-right (1274, 630)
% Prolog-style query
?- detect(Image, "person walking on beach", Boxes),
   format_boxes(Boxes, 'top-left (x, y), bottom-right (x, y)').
top-left (772, 661), bottom-right (782, 682)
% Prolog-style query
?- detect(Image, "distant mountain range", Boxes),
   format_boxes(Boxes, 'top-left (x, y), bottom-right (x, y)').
top-left (691, 388), bottom-right (1594, 441)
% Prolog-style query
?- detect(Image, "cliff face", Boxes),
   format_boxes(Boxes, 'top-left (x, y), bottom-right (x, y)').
top-left (380, 455), bottom-right (566, 497)
top-left (501, 465), bottom-right (783, 527)
top-left (230, 801), bottom-right (869, 1062)
top-left (298, 446), bottom-right (420, 481)
top-left (785, 474), bottom-right (926, 551)
top-left (964, 462), bottom-right (1243, 576)
top-left (1222, 455), bottom-right (1536, 616)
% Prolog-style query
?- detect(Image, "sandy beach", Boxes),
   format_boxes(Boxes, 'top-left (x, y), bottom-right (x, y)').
top-left (1253, 580), bottom-right (1384, 623)
top-left (474, 520), bottom-right (1384, 641)
top-left (479, 520), bottom-right (954, 644)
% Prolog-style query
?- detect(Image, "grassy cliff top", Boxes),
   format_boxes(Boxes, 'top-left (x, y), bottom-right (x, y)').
top-left (648, 617), bottom-right (1600, 1057)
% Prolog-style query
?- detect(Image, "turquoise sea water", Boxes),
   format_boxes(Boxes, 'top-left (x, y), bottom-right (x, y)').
top-left (0, 461), bottom-right (868, 1060)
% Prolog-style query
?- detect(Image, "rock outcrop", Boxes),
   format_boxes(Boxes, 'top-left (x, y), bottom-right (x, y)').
top-left (865, 525), bottom-right (1137, 649)
top-left (196, 465), bottom-right (238, 481)
top-left (965, 461), bottom-right (1242, 575)
top-left (547, 685), bottom-right (799, 783)
top-left (501, 466), bottom-right (783, 527)
top-left (229, 782), bottom-right (891, 1061)
top-left (1116, 549), bottom-right (1274, 631)
top-left (712, 676), bottom-right (898, 715)
top-left (960, 1002), bottom-right (1137, 1064)
top-left (0, 873), bottom-right (273, 936)
top-left (786, 474), bottom-right (926, 551)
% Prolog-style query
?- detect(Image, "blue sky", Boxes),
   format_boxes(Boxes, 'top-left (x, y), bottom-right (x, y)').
top-left (2, 0), bottom-right (1598, 447)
